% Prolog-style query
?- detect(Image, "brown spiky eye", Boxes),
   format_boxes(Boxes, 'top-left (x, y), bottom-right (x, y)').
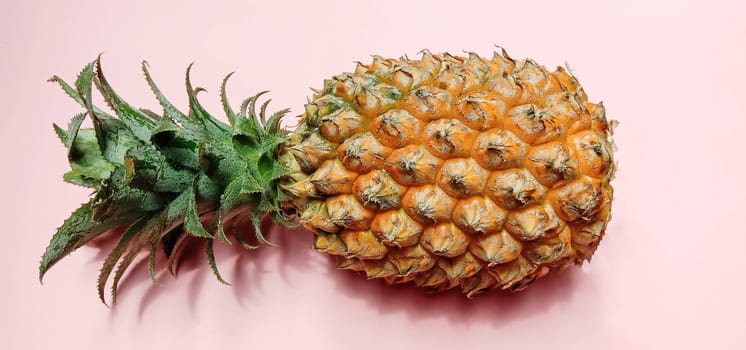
top-left (486, 169), bottom-right (546, 210)
top-left (472, 128), bottom-right (529, 170)
top-left (424, 118), bottom-right (477, 158)
top-left (526, 142), bottom-right (579, 188)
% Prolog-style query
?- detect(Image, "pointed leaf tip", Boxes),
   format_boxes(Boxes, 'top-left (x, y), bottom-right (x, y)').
top-left (220, 72), bottom-right (237, 127)
top-left (96, 216), bottom-right (149, 305)
top-left (148, 241), bottom-right (160, 284)
top-left (53, 123), bottom-right (67, 145)
top-left (206, 240), bottom-right (231, 285)
top-left (39, 199), bottom-right (129, 283)
top-left (141, 60), bottom-right (189, 124)
top-left (251, 210), bottom-right (275, 247)
top-left (94, 57), bottom-right (158, 142)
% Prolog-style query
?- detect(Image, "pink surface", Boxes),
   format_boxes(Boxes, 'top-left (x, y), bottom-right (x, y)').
top-left (2, 1), bottom-right (745, 349)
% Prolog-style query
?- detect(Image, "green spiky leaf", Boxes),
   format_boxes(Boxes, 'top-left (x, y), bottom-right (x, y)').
top-left (96, 215), bottom-right (153, 304)
top-left (110, 240), bottom-right (145, 304)
top-left (43, 58), bottom-right (294, 304)
top-left (74, 62), bottom-right (94, 107)
top-left (250, 209), bottom-right (274, 247)
top-left (142, 61), bottom-right (190, 124)
top-left (62, 129), bottom-right (115, 188)
top-left (215, 176), bottom-right (246, 243)
top-left (39, 200), bottom-right (133, 282)
top-left (185, 64), bottom-right (231, 137)
top-left (206, 239), bottom-right (230, 285)
top-left (148, 241), bottom-right (160, 283)
top-left (220, 73), bottom-right (237, 127)
top-left (55, 112), bottom-right (86, 150)
top-left (94, 59), bottom-right (158, 142)
top-left (183, 181), bottom-right (213, 239)
top-left (49, 74), bottom-right (115, 120)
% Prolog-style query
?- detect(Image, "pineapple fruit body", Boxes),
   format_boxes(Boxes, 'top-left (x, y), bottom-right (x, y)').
top-left (281, 51), bottom-right (615, 295)
top-left (41, 50), bottom-right (615, 303)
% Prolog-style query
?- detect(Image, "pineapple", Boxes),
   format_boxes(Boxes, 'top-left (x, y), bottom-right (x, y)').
top-left (40, 50), bottom-right (616, 303)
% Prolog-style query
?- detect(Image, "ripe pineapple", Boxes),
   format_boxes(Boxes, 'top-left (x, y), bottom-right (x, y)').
top-left (41, 50), bottom-right (616, 303)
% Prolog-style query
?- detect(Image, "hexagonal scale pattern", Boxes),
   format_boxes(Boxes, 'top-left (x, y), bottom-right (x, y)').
top-left (281, 50), bottom-right (615, 296)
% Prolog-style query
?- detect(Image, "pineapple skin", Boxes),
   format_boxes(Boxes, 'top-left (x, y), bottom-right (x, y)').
top-left (281, 50), bottom-right (616, 296)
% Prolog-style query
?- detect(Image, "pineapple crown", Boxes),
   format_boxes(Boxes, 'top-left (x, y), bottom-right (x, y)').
top-left (40, 57), bottom-right (294, 304)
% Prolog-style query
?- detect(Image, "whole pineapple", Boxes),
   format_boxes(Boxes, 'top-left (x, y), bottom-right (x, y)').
top-left (41, 49), bottom-right (616, 303)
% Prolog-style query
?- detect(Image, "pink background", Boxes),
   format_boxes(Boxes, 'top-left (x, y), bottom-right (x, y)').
top-left (2, 1), bottom-right (745, 349)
